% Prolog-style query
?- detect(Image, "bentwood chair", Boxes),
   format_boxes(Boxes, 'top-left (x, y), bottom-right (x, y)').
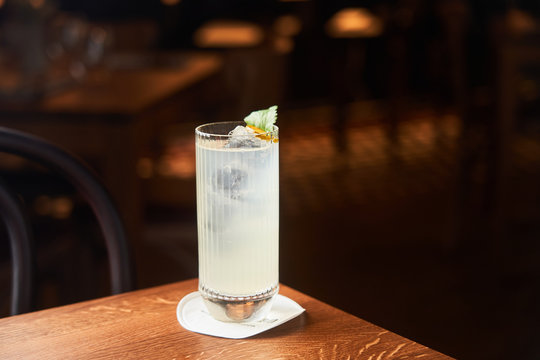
top-left (0, 177), bottom-right (33, 315)
top-left (0, 126), bottom-right (135, 315)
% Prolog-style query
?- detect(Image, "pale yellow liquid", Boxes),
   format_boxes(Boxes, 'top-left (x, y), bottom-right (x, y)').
top-left (196, 139), bottom-right (279, 321)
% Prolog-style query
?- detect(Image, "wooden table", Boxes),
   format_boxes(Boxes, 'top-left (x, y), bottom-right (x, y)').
top-left (0, 278), bottom-right (453, 359)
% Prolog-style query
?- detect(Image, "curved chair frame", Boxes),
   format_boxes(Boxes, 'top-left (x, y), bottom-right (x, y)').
top-left (0, 127), bottom-right (134, 314)
top-left (0, 179), bottom-right (33, 315)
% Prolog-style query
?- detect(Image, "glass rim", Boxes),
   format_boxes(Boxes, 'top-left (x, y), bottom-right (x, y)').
top-left (195, 121), bottom-right (278, 138)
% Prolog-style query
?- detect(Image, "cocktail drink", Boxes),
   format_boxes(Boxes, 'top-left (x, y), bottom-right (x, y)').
top-left (195, 107), bottom-right (279, 322)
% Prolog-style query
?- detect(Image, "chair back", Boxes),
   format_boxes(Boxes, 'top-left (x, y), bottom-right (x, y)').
top-left (0, 126), bottom-right (135, 315)
top-left (0, 178), bottom-right (33, 315)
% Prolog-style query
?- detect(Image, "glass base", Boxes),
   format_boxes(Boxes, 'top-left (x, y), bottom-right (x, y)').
top-left (199, 284), bottom-right (278, 322)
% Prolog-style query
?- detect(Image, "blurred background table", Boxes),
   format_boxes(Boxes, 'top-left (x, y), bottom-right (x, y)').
top-left (0, 278), bottom-right (453, 359)
top-left (0, 51), bottom-right (221, 248)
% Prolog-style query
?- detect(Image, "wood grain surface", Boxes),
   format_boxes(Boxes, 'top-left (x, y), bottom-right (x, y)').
top-left (0, 279), bottom-right (453, 359)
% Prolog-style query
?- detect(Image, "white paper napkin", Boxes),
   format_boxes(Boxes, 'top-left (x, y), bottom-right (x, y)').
top-left (176, 291), bottom-right (305, 339)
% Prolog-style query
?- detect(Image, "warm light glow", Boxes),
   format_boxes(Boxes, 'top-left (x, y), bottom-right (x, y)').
top-left (158, 155), bottom-right (195, 179)
top-left (507, 9), bottom-right (537, 35)
top-left (161, 0), bottom-right (181, 5)
top-left (273, 15), bottom-right (302, 37)
top-left (326, 8), bottom-right (383, 38)
top-left (34, 195), bottom-right (74, 219)
top-left (0, 0), bottom-right (5, 8)
top-left (29, 0), bottom-right (45, 9)
top-left (274, 36), bottom-right (294, 54)
top-left (157, 141), bottom-right (195, 179)
top-left (51, 197), bottom-right (74, 219)
top-left (194, 20), bottom-right (264, 48)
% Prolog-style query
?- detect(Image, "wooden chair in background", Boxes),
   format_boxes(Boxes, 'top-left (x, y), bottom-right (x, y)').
top-left (0, 127), bottom-right (135, 315)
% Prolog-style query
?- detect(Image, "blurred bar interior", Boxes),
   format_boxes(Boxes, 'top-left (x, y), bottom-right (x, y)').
top-left (1, 0), bottom-right (540, 358)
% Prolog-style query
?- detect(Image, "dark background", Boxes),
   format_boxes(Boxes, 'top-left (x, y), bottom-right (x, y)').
top-left (1, 0), bottom-right (540, 358)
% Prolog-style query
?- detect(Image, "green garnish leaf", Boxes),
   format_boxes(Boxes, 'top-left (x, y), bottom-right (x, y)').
top-left (243, 105), bottom-right (277, 132)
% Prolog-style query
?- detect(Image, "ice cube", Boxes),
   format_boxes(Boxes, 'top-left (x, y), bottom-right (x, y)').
top-left (213, 165), bottom-right (247, 200)
top-left (226, 125), bottom-right (262, 148)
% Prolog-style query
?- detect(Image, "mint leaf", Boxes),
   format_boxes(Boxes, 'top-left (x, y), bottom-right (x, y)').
top-left (243, 105), bottom-right (277, 132)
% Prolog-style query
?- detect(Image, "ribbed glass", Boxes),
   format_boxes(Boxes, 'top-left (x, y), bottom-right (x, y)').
top-left (195, 122), bottom-right (279, 303)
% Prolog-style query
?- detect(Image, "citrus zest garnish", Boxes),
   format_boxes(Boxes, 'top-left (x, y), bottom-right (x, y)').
top-left (247, 125), bottom-right (265, 134)
top-left (247, 124), bottom-right (277, 142)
